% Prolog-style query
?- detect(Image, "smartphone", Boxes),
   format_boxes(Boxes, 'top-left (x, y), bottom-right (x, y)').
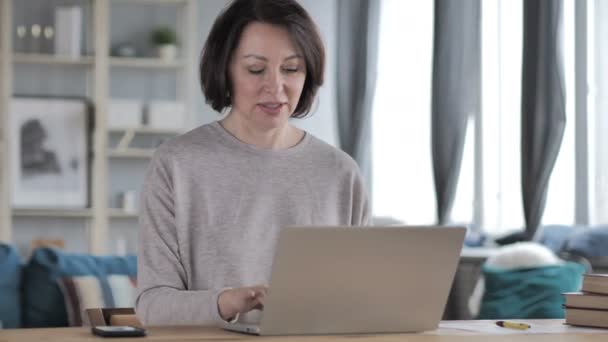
top-left (91, 326), bottom-right (147, 338)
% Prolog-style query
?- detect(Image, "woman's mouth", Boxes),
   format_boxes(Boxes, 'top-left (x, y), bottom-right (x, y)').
top-left (258, 102), bottom-right (284, 115)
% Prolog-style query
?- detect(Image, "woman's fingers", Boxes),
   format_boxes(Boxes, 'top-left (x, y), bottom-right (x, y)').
top-left (218, 285), bottom-right (270, 321)
top-left (252, 301), bottom-right (265, 311)
top-left (245, 296), bottom-right (265, 312)
top-left (243, 285), bottom-right (267, 311)
top-left (250, 284), bottom-right (269, 296)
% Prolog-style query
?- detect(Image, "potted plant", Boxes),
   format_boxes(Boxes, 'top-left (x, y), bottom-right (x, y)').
top-left (150, 26), bottom-right (178, 60)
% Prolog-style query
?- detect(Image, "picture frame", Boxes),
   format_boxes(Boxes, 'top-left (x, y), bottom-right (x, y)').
top-left (9, 97), bottom-right (91, 209)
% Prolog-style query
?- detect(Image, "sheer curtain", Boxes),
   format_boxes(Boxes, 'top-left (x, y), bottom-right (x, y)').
top-left (589, 0), bottom-right (608, 224)
top-left (372, 0), bottom-right (435, 224)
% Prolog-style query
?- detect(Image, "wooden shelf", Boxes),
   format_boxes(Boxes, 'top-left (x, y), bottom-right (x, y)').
top-left (13, 53), bottom-right (94, 66)
top-left (13, 208), bottom-right (141, 219)
top-left (108, 148), bottom-right (155, 159)
top-left (108, 209), bottom-right (139, 219)
top-left (112, 0), bottom-right (189, 5)
top-left (110, 57), bottom-right (183, 69)
top-left (108, 127), bottom-right (183, 135)
top-left (13, 208), bottom-right (93, 218)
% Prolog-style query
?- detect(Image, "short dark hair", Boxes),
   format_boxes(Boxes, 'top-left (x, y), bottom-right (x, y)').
top-left (199, 0), bottom-right (325, 118)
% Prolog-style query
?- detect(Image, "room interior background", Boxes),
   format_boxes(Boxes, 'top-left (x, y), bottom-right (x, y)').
top-left (0, 0), bottom-right (607, 258)
top-left (0, 0), bottom-right (341, 256)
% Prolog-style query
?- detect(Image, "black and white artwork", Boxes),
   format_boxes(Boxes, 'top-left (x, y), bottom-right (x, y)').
top-left (10, 97), bottom-right (88, 208)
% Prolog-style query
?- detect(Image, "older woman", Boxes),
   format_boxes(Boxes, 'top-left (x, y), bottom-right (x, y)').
top-left (136, 0), bottom-right (370, 326)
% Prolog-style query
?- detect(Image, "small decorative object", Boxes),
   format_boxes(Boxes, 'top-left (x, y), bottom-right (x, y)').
top-left (108, 99), bottom-right (143, 129)
top-left (150, 26), bottom-right (178, 60)
top-left (43, 25), bottom-right (55, 54)
top-left (15, 24), bottom-right (27, 53)
top-left (28, 24), bottom-right (42, 53)
top-left (9, 97), bottom-right (90, 209)
top-left (54, 6), bottom-right (83, 57)
top-left (146, 100), bottom-right (185, 130)
top-left (111, 43), bottom-right (137, 58)
top-left (117, 190), bottom-right (137, 214)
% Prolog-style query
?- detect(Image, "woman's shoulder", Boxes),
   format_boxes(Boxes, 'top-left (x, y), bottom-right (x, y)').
top-left (152, 122), bottom-right (221, 161)
top-left (306, 134), bottom-right (360, 173)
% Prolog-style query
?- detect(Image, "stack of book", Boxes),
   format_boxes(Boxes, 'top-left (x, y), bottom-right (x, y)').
top-left (564, 273), bottom-right (608, 328)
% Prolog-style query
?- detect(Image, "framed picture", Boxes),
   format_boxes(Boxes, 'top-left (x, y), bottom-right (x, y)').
top-left (9, 97), bottom-right (91, 209)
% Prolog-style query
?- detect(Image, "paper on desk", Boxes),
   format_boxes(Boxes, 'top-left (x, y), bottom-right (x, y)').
top-left (437, 321), bottom-right (608, 335)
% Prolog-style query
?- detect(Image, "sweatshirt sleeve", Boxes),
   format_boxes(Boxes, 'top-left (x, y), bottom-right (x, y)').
top-left (351, 166), bottom-right (372, 226)
top-left (135, 151), bottom-right (225, 326)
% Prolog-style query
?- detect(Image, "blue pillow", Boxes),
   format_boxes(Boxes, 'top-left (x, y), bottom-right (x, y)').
top-left (21, 247), bottom-right (136, 328)
top-left (478, 262), bottom-right (585, 319)
top-left (563, 226), bottom-right (608, 258)
top-left (537, 224), bottom-right (580, 254)
top-left (0, 244), bottom-right (22, 328)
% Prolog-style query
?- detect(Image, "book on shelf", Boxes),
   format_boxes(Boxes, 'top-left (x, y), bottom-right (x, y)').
top-left (564, 307), bottom-right (608, 329)
top-left (563, 292), bottom-right (608, 310)
top-left (582, 273), bottom-right (608, 295)
top-left (54, 6), bottom-right (82, 57)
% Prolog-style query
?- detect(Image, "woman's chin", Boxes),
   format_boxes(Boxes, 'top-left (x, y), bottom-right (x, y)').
top-left (254, 112), bottom-right (290, 129)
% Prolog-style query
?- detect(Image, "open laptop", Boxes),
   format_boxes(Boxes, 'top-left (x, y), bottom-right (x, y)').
top-left (222, 226), bottom-right (466, 336)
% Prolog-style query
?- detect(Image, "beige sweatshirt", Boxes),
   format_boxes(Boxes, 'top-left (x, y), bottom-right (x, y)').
top-left (136, 121), bottom-right (370, 326)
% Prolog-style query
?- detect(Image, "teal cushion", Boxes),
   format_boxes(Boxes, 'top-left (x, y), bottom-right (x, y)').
top-left (478, 262), bottom-right (585, 319)
top-left (0, 244), bottom-right (22, 328)
top-left (21, 247), bottom-right (136, 328)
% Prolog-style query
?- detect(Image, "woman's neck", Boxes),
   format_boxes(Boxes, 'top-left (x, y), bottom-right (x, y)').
top-left (219, 113), bottom-right (303, 150)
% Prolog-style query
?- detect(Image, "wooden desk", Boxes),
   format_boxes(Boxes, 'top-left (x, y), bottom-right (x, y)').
top-left (1, 320), bottom-right (607, 342)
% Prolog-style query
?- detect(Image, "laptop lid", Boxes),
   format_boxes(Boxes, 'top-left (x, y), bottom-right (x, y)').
top-left (255, 226), bottom-right (466, 335)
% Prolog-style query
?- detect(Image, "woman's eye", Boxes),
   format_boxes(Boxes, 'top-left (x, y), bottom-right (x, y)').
top-left (248, 69), bottom-right (264, 75)
top-left (283, 68), bottom-right (299, 73)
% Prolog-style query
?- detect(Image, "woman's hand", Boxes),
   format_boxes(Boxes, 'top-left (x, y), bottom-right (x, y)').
top-left (217, 285), bottom-right (268, 321)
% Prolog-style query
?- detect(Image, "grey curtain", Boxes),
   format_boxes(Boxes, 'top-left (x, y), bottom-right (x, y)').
top-left (336, 0), bottom-right (380, 198)
top-left (521, 0), bottom-right (566, 240)
top-left (431, 0), bottom-right (481, 224)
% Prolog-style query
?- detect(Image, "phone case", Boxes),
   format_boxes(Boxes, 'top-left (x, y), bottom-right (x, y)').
top-left (91, 326), bottom-right (147, 338)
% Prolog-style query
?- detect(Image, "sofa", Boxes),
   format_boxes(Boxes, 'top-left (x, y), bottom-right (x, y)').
top-left (0, 244), bottom-right (136, 329)
top-left (3, 225), bottom-right (608, 327)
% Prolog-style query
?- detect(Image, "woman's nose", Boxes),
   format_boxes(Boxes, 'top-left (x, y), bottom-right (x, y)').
top-left (264, 70), bottom-right (284, 94)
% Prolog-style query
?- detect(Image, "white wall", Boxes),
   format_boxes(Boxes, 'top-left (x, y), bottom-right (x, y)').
top-left (195, 0), bottom-right (339, 146)
top-left (291, 0), bottom-right (339, 147)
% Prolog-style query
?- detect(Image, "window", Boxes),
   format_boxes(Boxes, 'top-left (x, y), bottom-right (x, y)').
top-left (480, 0), bottom-right (575, 234)
top-left (589, 0), bottom-right (608, 223)
top-left (479, 0), bottom-right (525, 234)
top-left (372, 0), bottom-right (435, 224)
top-left (372, 0), bottom-right (582, 235)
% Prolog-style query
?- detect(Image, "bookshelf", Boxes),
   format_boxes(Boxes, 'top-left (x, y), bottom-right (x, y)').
top-left (108, 127), bottom-right (183, 135)
top-left (13, 208), bottom-right (93, 218)
top-left (0, 0), bottom-right (198, 254)
top-left (109, 57), bottom-right (183, 69)
top-left (13, 53), bottom-right (95, 66)
top-left (108, 148), bottom-right (155, 159)
top-left (108, 208), bottom-right (139, 219)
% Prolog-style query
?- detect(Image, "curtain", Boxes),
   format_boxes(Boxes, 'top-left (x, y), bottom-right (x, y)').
top-left (336, 0), bottom-right (380, 199)
top-left (431, 0), bottom-right (481, 224)
top-left (521, 0), bottom-right (566, 240)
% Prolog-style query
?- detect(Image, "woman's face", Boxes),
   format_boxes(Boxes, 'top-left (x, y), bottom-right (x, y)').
top-left (228, 22), bottom-right (307, 130)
